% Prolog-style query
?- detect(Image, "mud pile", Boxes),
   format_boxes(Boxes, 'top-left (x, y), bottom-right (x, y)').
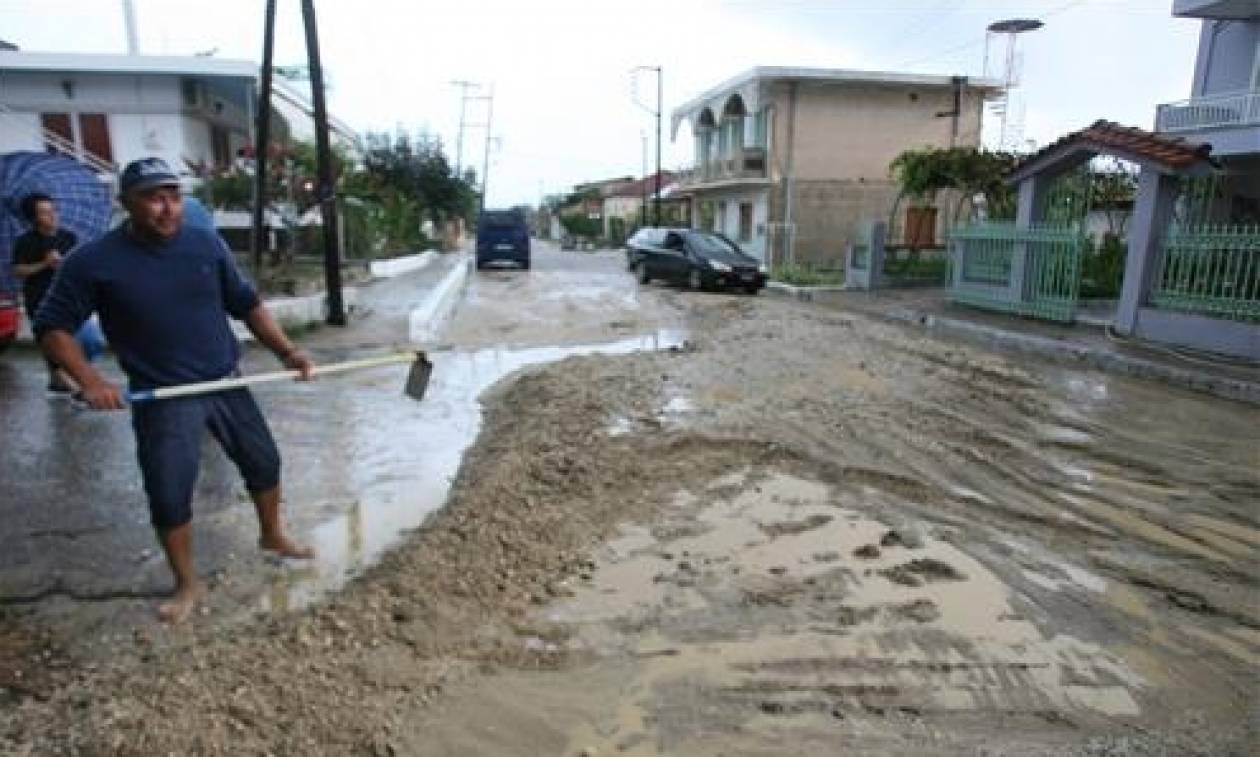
top-left (3, 291), bottom-right (1257, 755)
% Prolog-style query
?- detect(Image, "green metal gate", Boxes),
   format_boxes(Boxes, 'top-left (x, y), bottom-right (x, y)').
top-left (948, 224), bottom-right (1085, 323)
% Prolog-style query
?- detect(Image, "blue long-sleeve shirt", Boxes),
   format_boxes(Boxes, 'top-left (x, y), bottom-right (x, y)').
top-left (34, 223), bottom-right (260, 391)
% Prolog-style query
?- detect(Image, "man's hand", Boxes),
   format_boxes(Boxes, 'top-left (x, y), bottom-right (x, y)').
top-left (282, 349), bottom-right (315, 381)
top-left (80, 379), bottom-right (125, 411)
top-left (43, 250), bottom-right (63, 270)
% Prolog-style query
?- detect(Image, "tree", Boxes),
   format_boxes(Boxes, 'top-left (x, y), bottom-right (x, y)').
top-left (361, 130), bottom-right (477, 228)
top-left (1090, 158), bottom-right (1139, 237)
top-left (889, 147), bottom-right (1020, 227)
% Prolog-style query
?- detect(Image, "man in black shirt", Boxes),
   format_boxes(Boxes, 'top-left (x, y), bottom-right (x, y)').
top-left (11, 193), bottom-right (94, 394)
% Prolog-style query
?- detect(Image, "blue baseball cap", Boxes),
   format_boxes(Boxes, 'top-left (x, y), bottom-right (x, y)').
top-left (119, 157), bottom-right (181, 194)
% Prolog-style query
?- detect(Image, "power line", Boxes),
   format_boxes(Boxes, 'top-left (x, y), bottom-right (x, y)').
top-left (878, 0), bottom-right (963, 58)
top-left (894, 0), bottom-right (1088, 70)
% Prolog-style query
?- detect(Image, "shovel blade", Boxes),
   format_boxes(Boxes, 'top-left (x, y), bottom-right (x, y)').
top-left (404, 352), bottom-right (433, 401)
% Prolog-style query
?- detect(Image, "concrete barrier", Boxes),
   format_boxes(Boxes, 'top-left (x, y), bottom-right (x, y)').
top-left (369, 250), bottom-right (437, 279)
top-left (408, 255), bottom-right (471, 345)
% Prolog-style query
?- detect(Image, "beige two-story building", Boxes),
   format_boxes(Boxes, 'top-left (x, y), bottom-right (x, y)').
top-left (671, 67), bottom-right (1001, 265)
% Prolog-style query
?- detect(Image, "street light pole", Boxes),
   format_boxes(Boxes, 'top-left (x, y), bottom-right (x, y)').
top-left (300, 0), bottom-right (345, 326)
top-left (632, 65), bottom-right (664, 227)
top-left (640, 130), bottom-right (648, 229)
top-left (655, 66), bottom-right (662, 227)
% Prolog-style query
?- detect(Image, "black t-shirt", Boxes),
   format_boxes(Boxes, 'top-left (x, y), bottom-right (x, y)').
top-left (12, 228), bottom-right (77, 316)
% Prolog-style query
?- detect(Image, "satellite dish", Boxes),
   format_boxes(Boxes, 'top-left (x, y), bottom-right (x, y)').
top-left (987, 19), bottom-right (1044, 33)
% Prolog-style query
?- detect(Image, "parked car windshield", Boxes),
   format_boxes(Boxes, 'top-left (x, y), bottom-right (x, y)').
top-left (687, 232), bottom-right (749, 262)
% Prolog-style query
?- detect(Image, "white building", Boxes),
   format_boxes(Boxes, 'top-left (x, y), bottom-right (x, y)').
top-left (0, 50), bottom-right (360, 183)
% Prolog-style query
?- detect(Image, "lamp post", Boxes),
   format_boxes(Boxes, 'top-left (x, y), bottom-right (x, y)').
top-left (632, 65), bottom-right (662, 226)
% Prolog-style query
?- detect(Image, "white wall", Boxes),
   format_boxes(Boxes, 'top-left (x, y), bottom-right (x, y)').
top-left (0, 70), bottom-right (247, 171)
top-left (111, 112), bottom-right (187, 168)
top-left (0, 111), bottom-right (40, 152)
top-left (181, 115), bottom-right (213, 169)
top-left (704, 188), bottom-right (769, 260)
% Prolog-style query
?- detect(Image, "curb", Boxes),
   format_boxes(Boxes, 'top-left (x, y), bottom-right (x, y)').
top-left (369, 250), bottom-right (437, 279)
top-left (408, 255), bottom-right (471, 345)
top-left (766, 281), bottom-right (849, 301)
top-left (884, 308), bottom-right (1260, 406)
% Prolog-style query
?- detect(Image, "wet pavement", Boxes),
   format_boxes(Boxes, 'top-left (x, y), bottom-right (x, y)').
top-left (4, 241), bottom-right (1258, 754)
top-left (0, 242), bottom-right (681, 642)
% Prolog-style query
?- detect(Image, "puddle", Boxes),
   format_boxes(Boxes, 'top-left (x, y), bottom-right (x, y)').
top-left (261, 329), bottom-right (686, 611)
top-left (540, 470), bottom-right (1146, 754)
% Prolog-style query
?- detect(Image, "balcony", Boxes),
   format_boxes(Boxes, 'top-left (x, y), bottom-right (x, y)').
top-left (1155, 90), bottom-right (1260, 133)
top-left (1172, 0), bottom-right (1260, 19)
top-left (679, 147), bottom-right (768, 187)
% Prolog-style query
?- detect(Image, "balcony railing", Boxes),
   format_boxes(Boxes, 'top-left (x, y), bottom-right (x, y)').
top-left (680, 147), bottom-right (768, 186)
top-left (1155, 90), bottom-right (1260, 133)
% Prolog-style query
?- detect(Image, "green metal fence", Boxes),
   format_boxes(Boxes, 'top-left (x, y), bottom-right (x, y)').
top-left (850, 242), bottom-right (869, 271)
top-left (1152, 224), bottom-right (1260, 322)
top-left (948, 223), bottom-right (1084, 322)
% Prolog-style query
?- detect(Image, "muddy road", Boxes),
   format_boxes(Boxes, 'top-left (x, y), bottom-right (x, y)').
top-left (2, 244), bottom-right (1257, 755)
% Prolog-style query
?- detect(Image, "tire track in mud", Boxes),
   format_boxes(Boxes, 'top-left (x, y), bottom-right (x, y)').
top-left (3, 290), bottom-right (1257, 755)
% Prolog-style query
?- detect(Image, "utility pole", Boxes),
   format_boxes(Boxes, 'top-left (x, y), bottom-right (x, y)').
top-left (250, 0), bottom-right (276, 275)
top-left (655, 66), bottom-right (662, 227)
top-left (631, 65), bottom-right (663, 226)
top-left (300, 0), bottom-right (345, 326)
top-left (478, 86), bottom-right (495, 212)
top-left (450, 80), bottom-right (478, 178)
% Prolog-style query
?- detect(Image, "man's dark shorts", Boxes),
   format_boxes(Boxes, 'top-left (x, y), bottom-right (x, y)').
top-left (132, 388), bottom-right (280, 530)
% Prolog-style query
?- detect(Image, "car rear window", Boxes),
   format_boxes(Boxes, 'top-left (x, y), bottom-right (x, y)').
top-left (480, 211), bottom-right (522, 229)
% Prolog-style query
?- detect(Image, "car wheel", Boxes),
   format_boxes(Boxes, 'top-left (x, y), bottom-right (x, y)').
top-left (744, 285), bottom-right (760, 295)
top-left (637, 263), bottom-right (651, 285)
top-left (688, 269), bottom-right (704, 291)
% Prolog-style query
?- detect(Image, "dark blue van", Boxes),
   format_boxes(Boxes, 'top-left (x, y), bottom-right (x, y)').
top-left (476, 209), bottom-right (531, 270)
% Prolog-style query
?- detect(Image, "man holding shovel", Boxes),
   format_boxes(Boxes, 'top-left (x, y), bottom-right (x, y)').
top-left (35, 157), bottom-right (314, 624)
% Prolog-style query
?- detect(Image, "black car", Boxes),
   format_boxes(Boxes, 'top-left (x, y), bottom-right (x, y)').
top-left (629, 228), bottom-right (767, 294)
top-left (476, 209), bottom-right (531, 269)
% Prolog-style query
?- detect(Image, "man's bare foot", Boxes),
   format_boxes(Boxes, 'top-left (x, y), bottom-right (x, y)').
top-left (157, 582), bottom-right (206, 625)
top-left (259, 535), bottom-right (314, 559)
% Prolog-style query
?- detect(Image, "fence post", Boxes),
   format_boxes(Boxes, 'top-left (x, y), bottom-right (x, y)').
top-left (869, 221), bottom-right (886, 289)
top-left (1116, 167), bottom-right (1179, 334)
top-left (1012, 174), bottom-right (1049, 305)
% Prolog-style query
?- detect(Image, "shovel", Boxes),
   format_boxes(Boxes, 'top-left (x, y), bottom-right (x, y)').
top-left (124, 350), bottom-right (432, 404)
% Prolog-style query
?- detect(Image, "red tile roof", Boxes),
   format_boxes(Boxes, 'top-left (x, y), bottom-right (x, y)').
top-left (1011, 120), bottom-right (1215, 181)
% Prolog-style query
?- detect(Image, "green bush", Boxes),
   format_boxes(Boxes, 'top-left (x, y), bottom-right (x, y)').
top-left (203, 172), bottom-right (254, 210)
top-left (883, 255), bottom-right (948, 279)
top-left (1081, 234), bottom-right (1126, 299)
top-left (560, 214), bottom-right (602, 240)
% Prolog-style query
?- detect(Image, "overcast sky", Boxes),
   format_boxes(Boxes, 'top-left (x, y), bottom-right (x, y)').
top-left (1, 0), bottom-right (1200, 206)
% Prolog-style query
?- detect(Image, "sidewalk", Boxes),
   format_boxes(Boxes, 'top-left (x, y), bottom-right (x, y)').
top-left (772, 286), bottom-right (1260, 405)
